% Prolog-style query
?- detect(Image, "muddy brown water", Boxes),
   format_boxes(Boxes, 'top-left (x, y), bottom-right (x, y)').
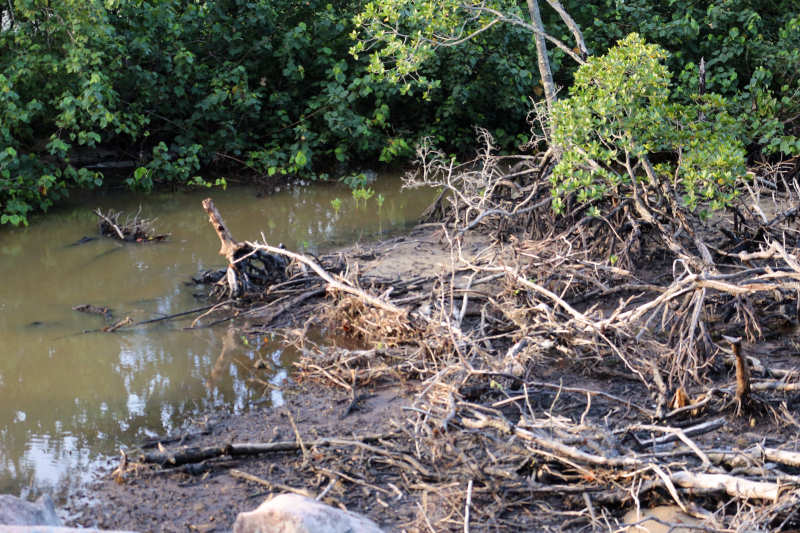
top-left (0, 177), bottom-right (433, 501)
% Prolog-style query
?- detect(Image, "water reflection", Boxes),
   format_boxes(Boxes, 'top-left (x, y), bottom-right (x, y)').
top-left (0, 179), bottom-right (432, 499)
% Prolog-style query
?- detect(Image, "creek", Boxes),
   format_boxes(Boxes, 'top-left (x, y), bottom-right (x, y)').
top-left (0, 176), bottom-right (433, 500)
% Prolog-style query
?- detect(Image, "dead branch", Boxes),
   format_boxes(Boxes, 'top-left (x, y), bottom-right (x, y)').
top-left (94, 207), bottom-right (169, 242)
top-left (200, 198), bottom-right (288, 298)
top-left (669, 471), bottom-right (779, 501)
top-left (137, 433), bottom-right (396, 467)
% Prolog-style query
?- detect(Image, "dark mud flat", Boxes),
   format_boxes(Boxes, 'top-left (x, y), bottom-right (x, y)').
top-left (65, 356), bottom-right (800, 532)
top-left (66, 383), bottom-right (417, 532)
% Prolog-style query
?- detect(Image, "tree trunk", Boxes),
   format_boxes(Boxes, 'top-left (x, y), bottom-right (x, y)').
top-left (526, 0), bottom-right (556, 114)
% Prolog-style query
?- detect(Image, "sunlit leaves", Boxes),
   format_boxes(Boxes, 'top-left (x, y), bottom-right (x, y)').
top-left (551, 34), bottom-right (745, 215)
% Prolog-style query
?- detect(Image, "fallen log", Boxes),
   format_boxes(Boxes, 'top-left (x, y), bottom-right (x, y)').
top-left (137, 432), bottom-right (396, 468)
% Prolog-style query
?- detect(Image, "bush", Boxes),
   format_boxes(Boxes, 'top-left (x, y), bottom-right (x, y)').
top-left (569, 0), bottom-right (800, 158)
top-left (551, 34), bottom-right (746, 217)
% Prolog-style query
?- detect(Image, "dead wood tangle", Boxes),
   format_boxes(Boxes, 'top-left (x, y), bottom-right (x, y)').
top-left (113, 149), bottom-right (800, 531)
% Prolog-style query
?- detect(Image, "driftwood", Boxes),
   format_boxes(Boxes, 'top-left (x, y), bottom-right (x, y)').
top-left (195, 199), bottom-right (414, 333)
top-left (72, 303), bottom-right (112, 320)
top-left (94, 207), bottom-right (169, 242)
top-left (670, 471), bottom-right (778, 501)
top-left (136, 433), bottom-right (396, 468)
top-left (246, 241), bottom-right (405, 317)
top-left (102, 316), bottom-right (132, 332)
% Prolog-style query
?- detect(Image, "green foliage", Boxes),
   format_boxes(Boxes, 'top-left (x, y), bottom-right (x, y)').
top-left (0, 0), bottom-right (141, 225)
top-left (1, 0), bottom-right (796, 226)
top-left (354, 0), bottom-right (799, 159)
top-left (551, 34), bottom-right (745, 215)
top-left (572, 0), bottom-right (800, 156)
top-left (352, 0), bottom-right (542, 149)
top-left (352, 0), bottom-right (461, 90)
top-left (341, 172), bottom-right (370, 189)
top-left (2, 0), bottom-right (541, 225)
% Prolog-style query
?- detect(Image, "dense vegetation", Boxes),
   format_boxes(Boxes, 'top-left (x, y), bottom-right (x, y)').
top-left (0, 0), bottom-right (797, 225)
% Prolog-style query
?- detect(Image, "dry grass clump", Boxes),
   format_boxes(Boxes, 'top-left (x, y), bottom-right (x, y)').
top-left (324, 294), bottom-right (419, 348)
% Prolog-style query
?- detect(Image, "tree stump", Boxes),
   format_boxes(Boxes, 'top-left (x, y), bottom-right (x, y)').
top-left (201, 198), bottom-right (287, 298)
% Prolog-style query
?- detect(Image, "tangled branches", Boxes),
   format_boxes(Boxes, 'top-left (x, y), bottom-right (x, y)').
top-left (402, 126), bottom-right (800, 390)
top-left (281, 125), bottom-right (800, 529)
top-left (94, 207), bottom-right (169, 242)
top-left (186, 133), bottom-right (800, 529)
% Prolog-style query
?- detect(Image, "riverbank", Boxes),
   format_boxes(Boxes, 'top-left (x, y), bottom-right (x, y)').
top-left (64, 217), bottom-right (800, 532)
top-left (65, 382), bottom-right (416, 531)
top-left (64, 226), bottom-right (483, 531)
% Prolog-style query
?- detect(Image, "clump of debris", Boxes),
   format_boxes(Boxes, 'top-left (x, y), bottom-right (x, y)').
top-left (94, 207), bottom-right (170, 242)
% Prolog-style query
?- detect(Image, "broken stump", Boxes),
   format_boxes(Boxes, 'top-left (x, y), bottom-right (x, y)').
top-left (201, 198), bottom-right (287, 298)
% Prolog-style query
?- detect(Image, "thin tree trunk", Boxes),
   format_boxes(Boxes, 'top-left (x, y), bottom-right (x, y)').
top-left (526, 0), bottom-right (556, 114)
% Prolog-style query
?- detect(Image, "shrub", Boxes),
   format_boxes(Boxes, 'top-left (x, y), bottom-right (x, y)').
top-left (550, 34), bottom-right (746, 217)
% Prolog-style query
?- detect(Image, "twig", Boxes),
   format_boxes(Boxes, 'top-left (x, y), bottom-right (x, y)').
top-left (135, 303), bottom-right (222, 326)
top-left (464, 479), bottom-right (473, 533)
top-left (229, 469), bottom-right (313, 498)
top-left (634, 418), bottom-right (725, 448)
top-left (285, 408), bottom-right (308, 464)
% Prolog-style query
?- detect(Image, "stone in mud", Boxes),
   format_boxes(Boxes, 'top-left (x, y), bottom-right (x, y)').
top-left (0, 494), bottom-right (60, 526)
top-left (233, 493), bottom-right (384, 533)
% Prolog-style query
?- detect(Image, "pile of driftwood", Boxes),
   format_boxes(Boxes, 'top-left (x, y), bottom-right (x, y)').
top-left (192, 198), bottom-right (352, 315)
top-left (94, 207), bottom-right (169, 242)
top-left (126, 141), bottom-right (800, 530)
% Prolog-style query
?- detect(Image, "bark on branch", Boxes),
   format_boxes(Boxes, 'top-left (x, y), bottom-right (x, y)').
top-left (202, 198), bottom-right (244, 264)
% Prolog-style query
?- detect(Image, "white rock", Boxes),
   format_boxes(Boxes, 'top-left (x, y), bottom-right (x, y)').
top-left (0, 495), bottom-right (60, 526)
top-left (233, 493), bottom-right (384, 533)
